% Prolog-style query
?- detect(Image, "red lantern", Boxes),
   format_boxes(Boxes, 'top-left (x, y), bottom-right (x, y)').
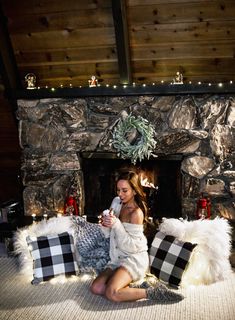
top-left (196, 193), bottom-right (211, 219)
top-left (64, 194), bottom-right (79, 216)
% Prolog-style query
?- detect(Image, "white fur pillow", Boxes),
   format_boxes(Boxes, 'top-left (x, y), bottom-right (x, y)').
top-left (14, 216), bottom-right (77, 280)
top-left (159, 217), bottom-right (233, 288)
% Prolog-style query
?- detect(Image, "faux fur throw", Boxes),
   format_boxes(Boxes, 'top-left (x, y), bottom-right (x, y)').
top-left (14, 215), bottom-right (233, 288)
top-left (159, 217), bottom-right (233, 287)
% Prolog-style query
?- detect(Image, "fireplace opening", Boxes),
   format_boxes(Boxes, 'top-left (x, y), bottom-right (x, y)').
top-left (81, 155), bottom-right (182, 221)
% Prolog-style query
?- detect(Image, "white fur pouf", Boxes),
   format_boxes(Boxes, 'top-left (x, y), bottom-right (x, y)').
top-left (13, 216), bottom-right (76, 279)
top-left (159, 217), bottom-right (233, 287)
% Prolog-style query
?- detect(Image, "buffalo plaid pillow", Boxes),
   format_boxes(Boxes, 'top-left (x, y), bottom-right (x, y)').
top-left (27, 232), bottom-right (79, 284)
top-left (149, 231), bottom-right (197, 288)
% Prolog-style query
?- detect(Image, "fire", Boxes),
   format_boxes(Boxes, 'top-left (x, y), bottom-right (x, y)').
top-left (140, 173), bottom-right (157, 189)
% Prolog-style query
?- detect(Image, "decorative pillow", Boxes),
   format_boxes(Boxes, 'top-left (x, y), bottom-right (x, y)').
top-left (149, 231), bottom-right (197, 288)
top-left (26, 232), bottom-right (79, 284)
top-left (14, 216), bottom-right (77, 279)
top-left (158, 217), bottom-right (233, 287)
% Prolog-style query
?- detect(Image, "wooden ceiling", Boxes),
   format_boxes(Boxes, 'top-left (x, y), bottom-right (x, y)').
top-left (1, 0), bottom-right (235, 90)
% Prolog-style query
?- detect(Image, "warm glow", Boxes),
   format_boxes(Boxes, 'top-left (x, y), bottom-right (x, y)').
top-left (80, 273), bottom-right (93, 282)
top-left (32, 80), bottom-right (235, 91)
top-left (140, 173), bottom-right (157, 189)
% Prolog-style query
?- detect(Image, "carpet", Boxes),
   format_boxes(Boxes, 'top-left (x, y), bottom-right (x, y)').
top-left (0, 257), bottom-right (235, 320)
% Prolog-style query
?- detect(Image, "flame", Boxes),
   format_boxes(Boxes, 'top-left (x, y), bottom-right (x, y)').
top-left (140, 173), bottom-right (157, 189)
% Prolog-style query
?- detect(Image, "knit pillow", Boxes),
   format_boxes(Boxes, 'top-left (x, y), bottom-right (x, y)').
top-left (27, 232), bottom-right (79, 284)
top-left (149, 231), bottom-right (197, 287)
top-left (73, 217), bottom-right (110, 273)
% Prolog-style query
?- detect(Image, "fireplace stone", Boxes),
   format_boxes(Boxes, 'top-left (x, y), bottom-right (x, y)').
top-left (16, 94), bottom-right (235, 225)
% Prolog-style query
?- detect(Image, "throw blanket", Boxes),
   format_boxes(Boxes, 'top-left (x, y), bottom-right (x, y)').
top-left (72, 217), bottom-right (110, 274)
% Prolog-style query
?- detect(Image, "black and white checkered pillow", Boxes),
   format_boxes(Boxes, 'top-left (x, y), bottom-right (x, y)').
top-left (149, 231), bottom-right (197, 287)
top-left (27, 232), bottom-right (79, 284)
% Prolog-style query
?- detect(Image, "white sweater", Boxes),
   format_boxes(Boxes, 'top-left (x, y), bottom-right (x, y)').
top-left (101, 197), bottom-right (149, 281)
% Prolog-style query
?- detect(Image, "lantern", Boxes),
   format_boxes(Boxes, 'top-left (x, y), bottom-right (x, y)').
top-left (196, 193), bottom-right (211, 219)
top-left (64, 192), bottom-right (79, 216)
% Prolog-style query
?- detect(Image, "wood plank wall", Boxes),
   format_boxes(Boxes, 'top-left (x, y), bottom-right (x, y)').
top-left (2, 0), bottom-right (118, 88)
top-left (1, 0), bottom-right (235, 87)
top-left (128, 0), bottom-right (235, 83)
top-left (0, 90), bottom-right (21, 203)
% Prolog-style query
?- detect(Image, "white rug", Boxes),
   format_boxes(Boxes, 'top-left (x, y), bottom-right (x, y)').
top-left (0, 257), bottom-right (235, 320)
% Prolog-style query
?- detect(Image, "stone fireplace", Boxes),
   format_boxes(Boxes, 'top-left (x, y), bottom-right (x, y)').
top-left (16, 94), bottom-right (235, 225)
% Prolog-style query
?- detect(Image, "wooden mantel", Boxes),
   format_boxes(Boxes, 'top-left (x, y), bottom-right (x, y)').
top-left (7, 83), bottom-right (235, 99)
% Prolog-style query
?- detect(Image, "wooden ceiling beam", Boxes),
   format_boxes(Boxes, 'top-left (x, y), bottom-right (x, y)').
top-left (111, 0), bottom-right (132, 85)
top-left (0, 4), bottom-right (22, 92)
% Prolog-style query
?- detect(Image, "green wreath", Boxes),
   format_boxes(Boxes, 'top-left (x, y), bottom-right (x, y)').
top-left (112, 114), bottom-right (157, 164)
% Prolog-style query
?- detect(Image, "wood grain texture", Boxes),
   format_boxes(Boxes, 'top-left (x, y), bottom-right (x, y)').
top-left (1, 0), bottom-right (235, 87)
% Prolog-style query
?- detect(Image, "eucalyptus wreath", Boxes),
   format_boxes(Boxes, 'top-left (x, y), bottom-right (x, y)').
top-left (111, 114), bottom-right (157, 164)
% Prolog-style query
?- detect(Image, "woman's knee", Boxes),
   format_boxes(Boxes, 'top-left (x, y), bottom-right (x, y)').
top-left (90, 281), bottom-right (105, 296)
top-left (105, 285), bottom-right (120, 302)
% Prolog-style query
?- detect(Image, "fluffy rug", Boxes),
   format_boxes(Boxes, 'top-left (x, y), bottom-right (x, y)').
top-left (159, 217), bottom-right (233, 287)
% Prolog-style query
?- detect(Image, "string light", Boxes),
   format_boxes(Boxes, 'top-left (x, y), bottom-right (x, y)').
top-left (29, 79), bottom-right (235, 91)
top-left (47, 81), bottom-right (234, 89)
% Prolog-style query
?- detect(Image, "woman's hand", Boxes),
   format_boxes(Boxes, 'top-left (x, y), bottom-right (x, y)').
top-left (101, 211), bottom-right (116, 228)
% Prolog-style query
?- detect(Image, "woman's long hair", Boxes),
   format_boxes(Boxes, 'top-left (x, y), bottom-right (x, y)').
top-left (116, 170), bottom-right (148, 223)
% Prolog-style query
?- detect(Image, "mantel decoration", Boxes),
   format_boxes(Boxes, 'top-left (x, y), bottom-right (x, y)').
top-left (172, 71), bottom-right (184, 84)
top-left (23, 70), bottom-right (234, 92)
top-left (88, 75), bottom-right (98, 87)
top-left (112, 114), bottom-right (157, 164)
top-left (25, 73), bottom-right (36, 89)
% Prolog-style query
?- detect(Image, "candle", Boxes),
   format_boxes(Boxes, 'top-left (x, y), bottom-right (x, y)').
top-left (31, 213), bottom-right (36, 223)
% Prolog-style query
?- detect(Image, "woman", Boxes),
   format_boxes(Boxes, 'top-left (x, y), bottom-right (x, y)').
top-left (90, 171), bottom-right (183, 302)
